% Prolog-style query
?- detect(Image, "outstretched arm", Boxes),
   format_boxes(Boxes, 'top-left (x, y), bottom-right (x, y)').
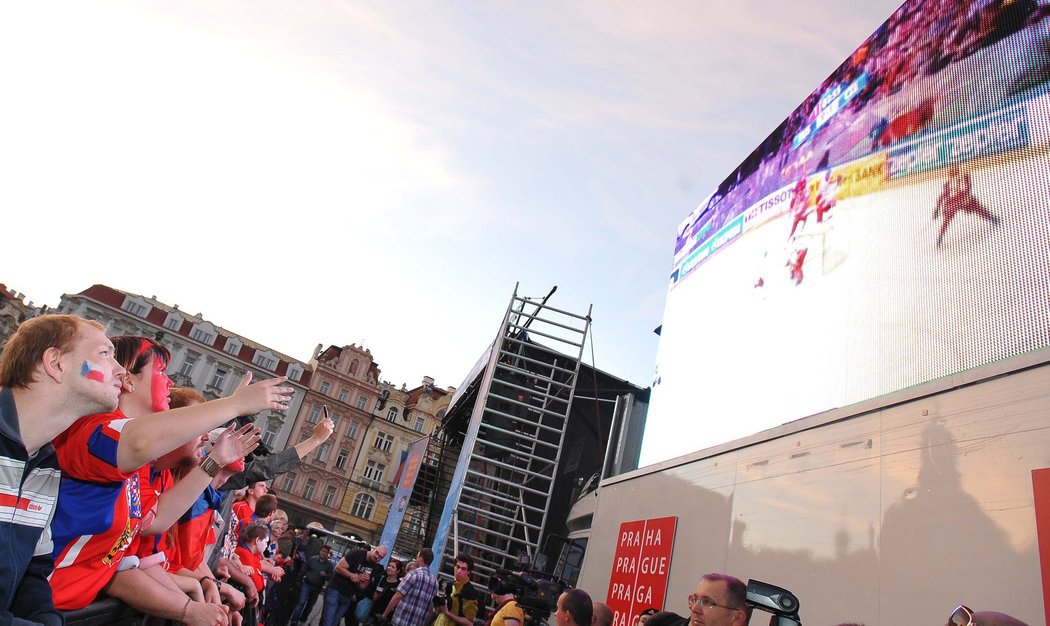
top-left (117, 374), bottom-right (291, 473)
top-left (294, 417), bottom-right (335, 460)
top-left (142, 425), bottom-right (259, 535)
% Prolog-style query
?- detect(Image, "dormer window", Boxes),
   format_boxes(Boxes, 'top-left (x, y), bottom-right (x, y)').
top-left (253, 354), bottom-right (277, 370)
top-left (189, 322), bottom-right (218, 346)
top-left (120, 296), bottom-right (151, 318)
top-left (287, 364), bottom-right (303, 382)
top-left (164, 315), bottom-right (183, 331)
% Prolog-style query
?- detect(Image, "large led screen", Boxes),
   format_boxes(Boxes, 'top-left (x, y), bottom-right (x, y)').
top-left (643, 0), bottom-right (1050, 465)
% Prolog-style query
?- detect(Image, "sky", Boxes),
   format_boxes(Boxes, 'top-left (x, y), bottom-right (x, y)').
top-left (0, 1), bottom-right (903, 422)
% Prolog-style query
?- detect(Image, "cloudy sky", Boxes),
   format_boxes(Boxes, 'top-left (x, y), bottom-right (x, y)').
top-left (0, 1), bottom-right (902, 418)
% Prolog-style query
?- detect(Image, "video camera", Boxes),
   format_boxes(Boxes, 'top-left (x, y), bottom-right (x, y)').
top-left (490, 555), bottom-right (567, 625)
top-left (745, 579), bottom-right (801, 626)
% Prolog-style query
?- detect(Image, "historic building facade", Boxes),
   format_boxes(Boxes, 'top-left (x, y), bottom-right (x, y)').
top-left (55, 285), bottom-right (311, 451)
top-left (277, 343), bottom-right (381, 531)
top-left (339, 376), bottom-right (451, 542)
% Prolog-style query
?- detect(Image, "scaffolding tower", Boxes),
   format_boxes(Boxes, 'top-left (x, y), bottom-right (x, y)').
top-left (434, 286), bottom-right (591, 582)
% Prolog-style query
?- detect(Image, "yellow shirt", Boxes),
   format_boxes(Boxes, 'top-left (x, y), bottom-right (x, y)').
top-left (434, 579), bottom-right (479, 626)
top-left (491, 600), bottom-right (524, 626)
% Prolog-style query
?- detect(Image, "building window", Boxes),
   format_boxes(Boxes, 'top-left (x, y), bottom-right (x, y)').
top-left (350, 493), bottom-right (374, 519)
top-left (335, 448), bottom-right (349, 470)
top-left (319, 381), bottom-right (330, 396)
top-left (364, 460), bottom-right (386, 482)
top-left (224, 341), bottom-right (241, 356)
top-left (307, 405), bottom-right (321, 424)
top-left (357, 396), bottom-right (368, 411)
top-left (414, 416), bottom-right (425, 432)
top-left (164, 317), bottom-right (181, 331)
top-left (253, 354), bottom-right (276, 370)
top-left (329, 414), bottom-right (339, 429)
top-left (322, 486), bottom-right (337, 508)
top-left (386, 408), bottom-right (398, 422)
top-left (373, 432), bottom-right (394, 453)
top-left (338, 389), bottom-right (349, 403)
top-left (346, 421), bottom-right (359, 440)
top-left (263, 422), bottom-right (279, 448)
top-left (316, 443), bottom-right (330, 463)
top-left (178, 354), bottom-right (198, 377)
top-left (191, 329), bottom-right (214, 344)
top-left (209, 368), bottom-right (227, 390)
top-left (302, 479), bottom-right (317, 501)
top-left (121, 300), bottom-right (148, 317)
top-left (282, 471), bottom-right (297, 492)
top-left (287, 366), bottom-right (303, 382)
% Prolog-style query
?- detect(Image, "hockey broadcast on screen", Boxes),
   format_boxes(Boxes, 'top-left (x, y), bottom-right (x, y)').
top-left (644, 0), bottom-right (1050, 464)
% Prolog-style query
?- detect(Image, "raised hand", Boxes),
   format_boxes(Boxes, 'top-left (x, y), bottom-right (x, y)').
top-left (310, 417), bottom-right (335, 443)
top-left (207, 424), bottom-right (262, 467)
top-left (231, 373), bottom-right (294, 415)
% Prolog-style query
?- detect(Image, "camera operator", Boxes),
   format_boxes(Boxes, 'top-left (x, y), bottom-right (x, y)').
top-left (434, 554), bottom-right (480, 626)
top-left (485, 577), bottom-right (524, 626)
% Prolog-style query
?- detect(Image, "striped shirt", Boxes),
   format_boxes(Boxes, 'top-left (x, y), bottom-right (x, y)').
top-left (392, 566), bottom-right (439, 626)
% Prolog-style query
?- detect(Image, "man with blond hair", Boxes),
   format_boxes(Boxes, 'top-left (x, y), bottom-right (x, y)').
top-left (0, 314), bottom-right (125, 624)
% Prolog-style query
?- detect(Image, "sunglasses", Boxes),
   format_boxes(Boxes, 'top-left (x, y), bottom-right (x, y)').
top-left (950, 605), bottom-right (974, 626)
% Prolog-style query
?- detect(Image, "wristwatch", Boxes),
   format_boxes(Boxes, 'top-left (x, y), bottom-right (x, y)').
top-left (199, 455), bottom-right (223, 478)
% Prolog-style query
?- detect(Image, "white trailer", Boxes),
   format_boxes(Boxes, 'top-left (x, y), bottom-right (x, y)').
top-left (575, 351), bottom-right (1050, 626)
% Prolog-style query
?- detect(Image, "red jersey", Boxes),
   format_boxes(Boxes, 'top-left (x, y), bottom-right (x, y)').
top-left (231, 499), bottom-right (255, 544)
top-left (50, 411), bottom-right (144, 609)
top-left (135, 466), bottom-right (180, 570)
top-left (176, 485), bottom-right (224, 571)
top-left (176, 508), bottom-right (215, 571)
top-left (235, 545), bottom-right (265, 592)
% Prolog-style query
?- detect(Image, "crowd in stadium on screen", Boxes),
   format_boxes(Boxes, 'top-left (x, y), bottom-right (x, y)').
top-left (675, 0), bottom-right (1050, 260)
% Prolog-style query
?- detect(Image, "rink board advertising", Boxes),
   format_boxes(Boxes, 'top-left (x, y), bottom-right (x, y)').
top-left (645, 0), bottom-right (1050, 464)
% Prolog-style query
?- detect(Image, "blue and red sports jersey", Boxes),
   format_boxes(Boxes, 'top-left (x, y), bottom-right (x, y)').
top-left (135, 466), bottom-right (178, 568)
top-left (176, 486), bottom-right (223, 571)
top-left (50, 411), bottom-right (144, 610)
top-left (231, 499), bottom-right (256, 543)
top-left (235, 545), bottom-right (264, 592)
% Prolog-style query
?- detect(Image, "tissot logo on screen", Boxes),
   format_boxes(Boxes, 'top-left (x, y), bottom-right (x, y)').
top-left (645, 0), bottom-right (1050, 465)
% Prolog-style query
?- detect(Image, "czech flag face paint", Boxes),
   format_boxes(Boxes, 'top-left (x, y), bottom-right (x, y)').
top-left (81, 360), bottom-right (107, 383)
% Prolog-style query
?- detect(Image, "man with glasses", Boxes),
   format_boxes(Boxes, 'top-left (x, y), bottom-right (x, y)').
top-left (321, 543), bottom-right (388, 626)
top-left (948, 605), bottom-right (1028, 626)
top-left (687, 573), bottom-right (752, 626)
